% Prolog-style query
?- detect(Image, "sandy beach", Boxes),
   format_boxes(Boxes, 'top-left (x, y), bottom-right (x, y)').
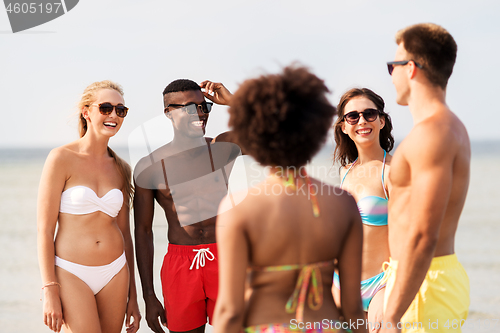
top-left (0, 141), bottom-right (499, 333)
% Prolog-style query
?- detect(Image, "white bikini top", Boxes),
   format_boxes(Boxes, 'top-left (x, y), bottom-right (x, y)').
top-left (59, 186), bottom-right (123, 218)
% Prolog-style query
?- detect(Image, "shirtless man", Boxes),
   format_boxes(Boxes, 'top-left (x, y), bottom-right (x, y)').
top-left (381, 24), bottom-right (470, 333)
top-left (134, 79), bottom-right (237, 333)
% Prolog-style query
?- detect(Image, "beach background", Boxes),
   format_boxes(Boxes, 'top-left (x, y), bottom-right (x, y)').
top-left (1, 140), bottom-right (499, 333)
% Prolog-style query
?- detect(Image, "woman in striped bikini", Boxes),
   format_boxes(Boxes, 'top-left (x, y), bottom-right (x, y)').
top-left (332, 88), bottom-right (394, 329)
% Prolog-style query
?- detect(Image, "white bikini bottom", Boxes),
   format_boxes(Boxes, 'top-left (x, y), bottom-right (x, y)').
top-left (55, 252), bottom-right (126, 295)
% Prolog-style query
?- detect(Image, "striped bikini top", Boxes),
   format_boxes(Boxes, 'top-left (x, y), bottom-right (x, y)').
top-left (340, 151), bottom-right (388, 226)
top-left (59, 186), bottom-right (123, 218)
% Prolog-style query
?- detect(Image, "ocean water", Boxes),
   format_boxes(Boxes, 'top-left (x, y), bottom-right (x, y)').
top-left (0, 141), bottom-right (499, 333)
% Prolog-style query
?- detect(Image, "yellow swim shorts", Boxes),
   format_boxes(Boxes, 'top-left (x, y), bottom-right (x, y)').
top-left (383, 254), bottom-right (470, 332)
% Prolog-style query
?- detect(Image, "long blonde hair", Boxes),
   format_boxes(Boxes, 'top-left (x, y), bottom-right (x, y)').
top-left (78, 80), bottom-right (134, 206)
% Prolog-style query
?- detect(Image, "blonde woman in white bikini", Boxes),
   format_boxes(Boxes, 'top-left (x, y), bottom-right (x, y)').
top-left (37, 81), bottom-right (141, 333)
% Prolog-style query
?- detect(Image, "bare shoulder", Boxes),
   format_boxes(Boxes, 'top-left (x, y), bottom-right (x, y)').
top-left (320, 180), bottom-right (357, 211)
top-left (415, 110), bottom-right (466, 139)
top-left (45, 142), bottom-right (81, 168)
top-left (150, 142), bottom-right (175, 161)
top-left (40, 143), bottom-right (81, 191)
top-left (334, 186), bottom-right (357, 206)
top-left (212, 131), bottom-right (231, 143)
top-left (210, 133), bottom-right (243, 158)
top-left (319, 182), bottom-right (360, 234)
top-left (403, 110), bottom-right (469, 164)
top-left (134, 154), bottom-right (154, 178)
top-left (134, 143), bottom-right (173, 177)
top-left (339, 164), bottom-right (350, 180)
top-left (217, 188), bottom-right (252, 231)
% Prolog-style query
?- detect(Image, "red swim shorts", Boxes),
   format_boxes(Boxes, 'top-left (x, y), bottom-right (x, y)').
top-left (161, 243), bottom-right (219, 331)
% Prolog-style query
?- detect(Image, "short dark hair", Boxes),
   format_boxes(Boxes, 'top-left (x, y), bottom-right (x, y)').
top-left (333, 88), bottom-right (394, 167)
top-left (162, 79), bottom-right (201, 96)
top-left (396, 23), bottom-right (457, 89)
top-left (228, 66), bottom-right (336, 167)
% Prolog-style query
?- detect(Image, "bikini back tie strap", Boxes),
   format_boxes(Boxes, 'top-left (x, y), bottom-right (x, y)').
top-left (253, 260), bottom-right (333, 322)
top-left (287, 261), bottom-right (332, 322)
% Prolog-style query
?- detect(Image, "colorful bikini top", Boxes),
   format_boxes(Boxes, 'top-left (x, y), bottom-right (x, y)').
top-left (252, 260), bottom-right (334, 322)
top-left (340, 150), bottom-right (388, 226)
top-left (59, 186), bottom-right (123, 218)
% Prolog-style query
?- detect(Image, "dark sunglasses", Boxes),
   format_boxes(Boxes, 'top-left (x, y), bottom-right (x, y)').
top-left (89, 103), bottom-right (129, 118)
top-left (164, 102), bottom-right (213, 115)
top-left (387, 60), bottom-right (423, 75)
top-left (343, 108), bottom-right (380, 125)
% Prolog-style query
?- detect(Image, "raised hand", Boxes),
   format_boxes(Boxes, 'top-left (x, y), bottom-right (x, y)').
top-left (200, 80), bottom-right (233, 105)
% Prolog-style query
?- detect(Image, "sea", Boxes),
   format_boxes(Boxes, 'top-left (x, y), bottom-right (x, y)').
top-left (0, 141), bottom-right (499, 333)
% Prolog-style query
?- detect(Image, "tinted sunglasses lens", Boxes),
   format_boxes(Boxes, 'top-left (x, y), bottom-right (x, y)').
top-left (184, 104), bottom-right (198, 115)
top-left (344, 112), bottom-right (360, 125)
top-left (115, 105), bottom-right (128, 118)
top-left (203, 103), bottom-right (213, 114)
top-left (363, 109), bottom-right (379, 122)
top-left (387, 64), bottom-right (394, 75)
top-left (99, 103), bottom-right (114, 115)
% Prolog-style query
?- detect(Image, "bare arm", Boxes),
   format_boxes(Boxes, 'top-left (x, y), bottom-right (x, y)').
top-left (383, 128), bottom-right (454, 329)
top-left (37, 149), bottom-right (68, 333)
top-left (116, 193), bottom-right (141, 333)
top-left (213, 198), bottom-right (248, 333)
top-left (133, 181), bottom-right (166, 333)
top-left (337, 195), bottom-right (367, 333)
top-left (200, 81), bottom-right (246, 155)
top-left (199, 80), bottom-right (233, 105)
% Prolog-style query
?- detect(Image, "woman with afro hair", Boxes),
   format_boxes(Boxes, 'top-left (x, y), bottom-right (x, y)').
top-left (206, 66), bottom-right (367, 333)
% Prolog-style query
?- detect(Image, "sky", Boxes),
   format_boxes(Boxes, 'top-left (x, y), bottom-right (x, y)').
top-left (1, 0), bottom-right (499, 153)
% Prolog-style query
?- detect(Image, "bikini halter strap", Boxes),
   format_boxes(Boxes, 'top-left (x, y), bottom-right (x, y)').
top-left (340, 150), bottom-right (388, 200)
top-left (340, 158), bottom-right (358, 188)
top-left (275, 168), bottom-right (320, 218)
